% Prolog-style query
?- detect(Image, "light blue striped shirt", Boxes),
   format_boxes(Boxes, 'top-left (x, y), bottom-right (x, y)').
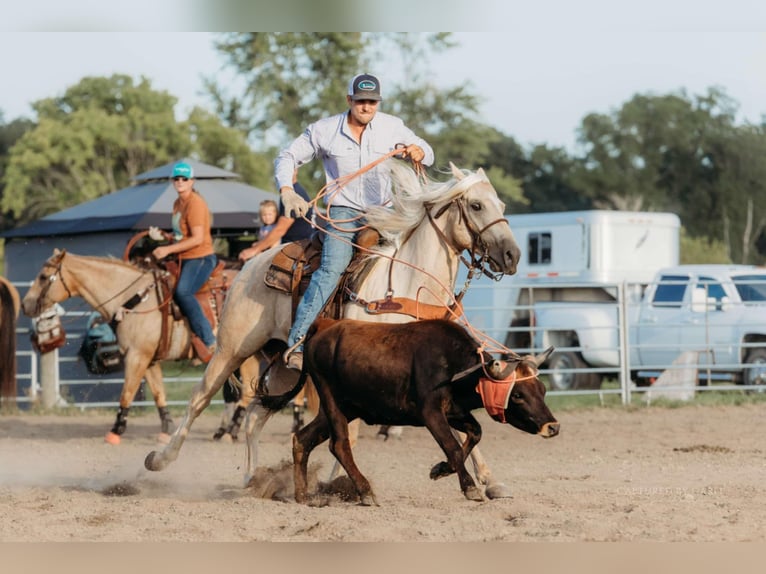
top-left (274, 111), bottom-right (434, 210)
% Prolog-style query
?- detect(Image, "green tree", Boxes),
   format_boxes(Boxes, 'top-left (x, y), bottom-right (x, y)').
top-left (209, 33), bottom-right (486, 191)
top-left (573, 88), bottom-right (739, 214)
top-left (2, 75), bottom-right (188, 225)
top-left (0, 114), bottom-right (34, 231)
top-left (1, 75), bottom-right (267, 227)
top-left (708, 124), bottom-right (766, 263)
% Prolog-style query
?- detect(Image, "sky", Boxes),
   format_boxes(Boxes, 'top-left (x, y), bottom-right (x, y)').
top-left (1, 1), bottom-right (765, 152)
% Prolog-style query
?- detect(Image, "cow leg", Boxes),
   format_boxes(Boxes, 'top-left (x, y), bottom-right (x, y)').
top-left (423, 411), bottom-right (483, 502)
top-left (324, 410), bottom-right (378, 507)
top-left (326, 417), bottom-right (361, 482)
top-left (292, 414), bottom-right (331, 504)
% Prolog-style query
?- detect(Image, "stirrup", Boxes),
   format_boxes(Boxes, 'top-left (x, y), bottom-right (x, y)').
top-left (283, 335), bottom-right (305, 365)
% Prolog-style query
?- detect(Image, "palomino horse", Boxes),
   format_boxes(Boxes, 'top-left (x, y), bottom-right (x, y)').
top-left (145, 162), bottom-right (522, 499)
top-left (0, 275), bottom-right (21, 404)
top-left (21, 252), bottom-right (242, 443)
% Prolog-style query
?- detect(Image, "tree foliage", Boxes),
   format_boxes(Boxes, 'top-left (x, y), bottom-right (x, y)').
top-left (1, 75), bottom-right (265, 227)
top-left (209, 32), bottom-right (484, 190)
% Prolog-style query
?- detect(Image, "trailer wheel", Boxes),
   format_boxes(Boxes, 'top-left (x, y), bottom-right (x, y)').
top-left (547, 351), bottom-right (602, 391)
top-left (743, 348), bottom-right (766, 386)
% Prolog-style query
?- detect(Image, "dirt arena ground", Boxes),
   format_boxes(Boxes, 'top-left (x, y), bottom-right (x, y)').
top-left (1, 403), bottom-right (765, 542)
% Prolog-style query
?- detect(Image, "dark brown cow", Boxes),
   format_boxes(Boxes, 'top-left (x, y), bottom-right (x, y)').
top-left (259, 317), bottom-right (559, 505)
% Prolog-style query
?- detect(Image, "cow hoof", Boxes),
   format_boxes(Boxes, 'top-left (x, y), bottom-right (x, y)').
top-left (429, 461), bottom-right (453, 480)
top-left (157, 432), bottom-right (171, 444)
top-left (144, 451), bottom-right (167, 471)
top-left (464, 486), bottom-right (484, 502)
top-left (484, 483), bottom-right (513, 500)
top-left (104, 432), bottom-right (121, 445)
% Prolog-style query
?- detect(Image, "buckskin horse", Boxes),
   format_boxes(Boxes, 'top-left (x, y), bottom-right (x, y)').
top-left (21, 250), bottom-right (238, 442)
top-left (0, 275), bottom-right (21, 405)
top-left (144, 161), bottom-right (524, 499)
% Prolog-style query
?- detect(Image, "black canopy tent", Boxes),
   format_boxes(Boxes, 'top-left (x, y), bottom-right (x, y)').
top-left (3, 158), bottom-right (277, 239)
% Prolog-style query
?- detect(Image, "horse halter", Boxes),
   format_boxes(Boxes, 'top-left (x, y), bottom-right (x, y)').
top-left (427, 195), bottom-right (509, 280)
top-left (34, 255), bottom-right (74, 316)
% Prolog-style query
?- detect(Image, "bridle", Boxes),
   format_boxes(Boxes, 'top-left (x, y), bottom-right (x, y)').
top-left (426, 194), bottom-right (510, 281)
top-left (32, 251), bottom-right (157, 320)
top-left (33, 255), bottom-right (74, 317)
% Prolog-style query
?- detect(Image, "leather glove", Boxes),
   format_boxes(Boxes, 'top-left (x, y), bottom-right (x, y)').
top-left (280, 187), bottom-right (310, 218)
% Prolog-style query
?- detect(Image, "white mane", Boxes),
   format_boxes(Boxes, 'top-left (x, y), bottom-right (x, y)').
top-left (363, 161), bottom-right (492, 244)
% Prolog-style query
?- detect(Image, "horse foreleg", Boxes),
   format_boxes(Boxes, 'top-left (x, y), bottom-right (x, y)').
top-left (218, 364), bottom-right (257, 443)
top-left (105, 351), bottom-right (152, 445)
top-left (454, 430), bottom-right (513, 499)
top-left (145, 350), bottom-right (243, 471)
top-left (143, 363), bottom-right (173, 443)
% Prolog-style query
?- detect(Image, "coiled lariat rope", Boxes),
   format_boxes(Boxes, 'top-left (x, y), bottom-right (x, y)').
top-left (294, 151), bottom-right (509, 343)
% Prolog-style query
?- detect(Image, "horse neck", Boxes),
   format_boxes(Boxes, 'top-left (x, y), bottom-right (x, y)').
top-left (64, 256), bottom-right (150, 318)
top-left (361, 212), bottom-right (462, 306)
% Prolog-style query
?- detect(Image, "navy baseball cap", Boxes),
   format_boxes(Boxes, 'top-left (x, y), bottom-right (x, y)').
top-left (348, 74), bottom-right (382, 101)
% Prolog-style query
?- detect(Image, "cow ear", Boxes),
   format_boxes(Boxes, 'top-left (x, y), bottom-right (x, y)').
top-left (450, 162), bottom-right (464, 181)
top-left (534, 346), bottom-right (555, 366)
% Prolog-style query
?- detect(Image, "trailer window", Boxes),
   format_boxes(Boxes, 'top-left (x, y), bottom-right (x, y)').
top-left (528, 232), bottom-right (552, 264)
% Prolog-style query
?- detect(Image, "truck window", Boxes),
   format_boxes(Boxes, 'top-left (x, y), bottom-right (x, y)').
top-left (697, 276), bottom-right (727, 310)
top-left (528, 232), bottom-right (552, 264)
top-left (651, 274), bottom-right (689, 308)
top-left (732, 274), bottom-right (766, 302)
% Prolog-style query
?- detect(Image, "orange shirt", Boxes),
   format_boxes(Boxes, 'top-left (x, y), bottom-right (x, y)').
top-left (173, 191), bottom-right (214, 260)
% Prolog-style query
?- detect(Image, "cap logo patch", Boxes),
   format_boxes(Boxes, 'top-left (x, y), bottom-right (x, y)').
top-left (357, 80), bottom-right (377, 91)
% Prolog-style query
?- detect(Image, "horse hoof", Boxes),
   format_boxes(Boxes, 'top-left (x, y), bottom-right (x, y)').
top-left (144, 451), bottom-right (167, 471)
top-left (359, 493), bottom-right (379, 507)
top-left (157, 432), bottom-right (171, 444)
top-left (104, 432), bottom-right (121, 445)
top-left (464, 486), bottom-right (484, 502)
top-left (218, 433), bottom-right (234, 444)
top-left (484, 483), bottom-right (513, 500)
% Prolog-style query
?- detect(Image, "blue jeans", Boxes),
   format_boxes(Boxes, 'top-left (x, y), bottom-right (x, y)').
top-left (288, 206), bottom-right (365, 350)
top-left (175, 254), bottom-right (217, 346)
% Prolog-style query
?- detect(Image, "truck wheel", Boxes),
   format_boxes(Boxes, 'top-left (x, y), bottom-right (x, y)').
top-left (547, 351), bottom-right (602, 391)
top-left (743, 348), bottom-right (766, 386)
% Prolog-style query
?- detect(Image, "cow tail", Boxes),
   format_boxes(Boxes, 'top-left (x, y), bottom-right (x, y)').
top-left (257, 369), bottom-right (309, 412)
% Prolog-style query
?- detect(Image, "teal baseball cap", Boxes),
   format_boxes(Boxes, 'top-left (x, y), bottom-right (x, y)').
top-left (171, 162), bottom-right (194, 179)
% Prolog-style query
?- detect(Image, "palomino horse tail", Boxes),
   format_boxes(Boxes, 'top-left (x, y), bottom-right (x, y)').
top-left (0, 278), bottom-right (19, 402)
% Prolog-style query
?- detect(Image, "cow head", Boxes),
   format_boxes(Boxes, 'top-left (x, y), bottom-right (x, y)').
top-left (480, 347), bottom-right (559, 438)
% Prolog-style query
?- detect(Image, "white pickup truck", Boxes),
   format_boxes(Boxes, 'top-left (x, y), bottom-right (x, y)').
top-left (532, 264), bottom-right (766, 390)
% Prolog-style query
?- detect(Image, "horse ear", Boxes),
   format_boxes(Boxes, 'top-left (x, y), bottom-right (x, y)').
top-left (476, 167), bottom-right (487, 179)
top-left (449, 162), bottom-right (464, 181)
top-left (53, 248), bottom-right (61, 256)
